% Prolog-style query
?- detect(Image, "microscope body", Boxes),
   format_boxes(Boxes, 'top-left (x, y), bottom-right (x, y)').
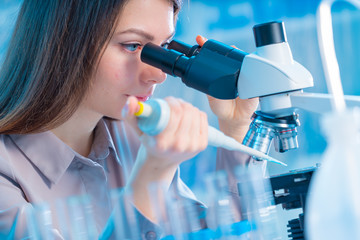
top-left (236, 22), bottom-right (313, 155)
top-left (239, 41), bottom-right (313, 116)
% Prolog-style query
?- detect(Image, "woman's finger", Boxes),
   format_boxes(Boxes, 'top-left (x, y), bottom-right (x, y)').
top-left (196, 35), bottom-right (207, 46)
top-left (122, 96), bottom-right (143, 135)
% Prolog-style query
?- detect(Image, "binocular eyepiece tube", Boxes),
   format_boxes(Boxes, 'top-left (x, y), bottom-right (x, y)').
top-left (141, 39), bottom-right (246, 100)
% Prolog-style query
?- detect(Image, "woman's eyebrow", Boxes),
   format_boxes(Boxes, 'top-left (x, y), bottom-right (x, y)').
top-left (116, 28), bottom-right (154, 40)
top-left (115, 28), bottom-right (175, 42)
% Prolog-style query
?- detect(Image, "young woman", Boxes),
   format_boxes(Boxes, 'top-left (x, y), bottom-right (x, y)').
top-left (0, 0), bottom-right (258, 238)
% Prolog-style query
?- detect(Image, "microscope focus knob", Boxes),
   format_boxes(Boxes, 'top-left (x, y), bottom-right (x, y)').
top-left (253, 21), bottom-right (287, 47)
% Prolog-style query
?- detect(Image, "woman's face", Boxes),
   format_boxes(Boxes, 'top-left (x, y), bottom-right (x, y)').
top-left (83, 0), bottom-right (175, 120)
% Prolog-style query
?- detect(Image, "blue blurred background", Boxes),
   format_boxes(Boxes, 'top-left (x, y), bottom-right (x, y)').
top-left (1, 1), bottom-right (359, 239)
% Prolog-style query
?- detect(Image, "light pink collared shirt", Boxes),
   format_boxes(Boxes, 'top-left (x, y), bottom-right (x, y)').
top-left (0, 118), bottom-right (203, 239)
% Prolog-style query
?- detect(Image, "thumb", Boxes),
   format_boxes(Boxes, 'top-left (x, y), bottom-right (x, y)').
top-left (121, 96), bottom-right (143, 136)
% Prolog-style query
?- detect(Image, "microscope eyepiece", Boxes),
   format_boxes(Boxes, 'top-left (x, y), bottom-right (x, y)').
top-left (253, 21), bottom-right (287, 47)
top-left (140, 43), bottom-right (189, 77)
top-left (167, 40), bottom-right (201, 57)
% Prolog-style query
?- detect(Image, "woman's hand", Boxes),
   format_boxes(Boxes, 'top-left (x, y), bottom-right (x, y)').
top-left (123, 96), bottom-right (208, 168)
top-left (196, 35), bottom-right (259, 142)
top-left (141, 96), bottom-right (208, 168)
top-left (122, 96), bottom-right (208, 222)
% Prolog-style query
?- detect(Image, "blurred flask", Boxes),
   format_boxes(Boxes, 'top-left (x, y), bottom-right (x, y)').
top-left (205, 170), bottom-right (249, 239)
top-left (26, 202), bottom-right (55, 240)
top-left (109, 188), bottom-right (141, 239)
top-left (55, 195), bottom-right (97, 240)
top-left (148, 181), bottom-right (207, 240)
top-left (306, 108), bottom-right (360, 239)
top-left (235, 166), bottom-right (282, 240)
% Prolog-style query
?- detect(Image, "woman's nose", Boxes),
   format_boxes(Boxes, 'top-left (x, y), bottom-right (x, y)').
top-left (141, 64), bottom-right (167, 84)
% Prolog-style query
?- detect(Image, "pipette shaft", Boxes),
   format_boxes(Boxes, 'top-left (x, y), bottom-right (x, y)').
top-left (135, 99), bottom-right (286, 166)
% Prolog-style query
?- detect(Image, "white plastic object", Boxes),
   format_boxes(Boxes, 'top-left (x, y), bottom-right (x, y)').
top-left (305, 108), bottom-right (360, 240)
top-left (306, 1), bottom-right (360, 239)
top-left (136, 99), bottom-right (286, 166)
top-left (317, 0), bottom-right (360, 112)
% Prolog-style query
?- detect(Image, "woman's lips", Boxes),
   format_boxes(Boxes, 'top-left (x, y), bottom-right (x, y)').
top-left (125, 93), bottom-right (152, 102)
top-left (135, 96), bottom-right (150, 102)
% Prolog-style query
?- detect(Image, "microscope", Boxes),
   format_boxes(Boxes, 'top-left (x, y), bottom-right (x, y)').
top-left (141, 20), bottom-right (360, 157)
top-left (141, 21), bottom-right (315, 158)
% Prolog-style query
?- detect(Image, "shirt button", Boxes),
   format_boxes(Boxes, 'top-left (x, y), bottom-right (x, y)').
top-left (145, 231), bottom-right (157, 240)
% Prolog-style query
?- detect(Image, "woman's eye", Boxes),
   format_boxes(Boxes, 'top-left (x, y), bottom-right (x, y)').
top-left (120, 43), bottom-right (142, 52)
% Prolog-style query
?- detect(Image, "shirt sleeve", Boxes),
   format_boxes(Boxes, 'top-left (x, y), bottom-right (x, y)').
top-left (0, 158), bottom-right (63, 239)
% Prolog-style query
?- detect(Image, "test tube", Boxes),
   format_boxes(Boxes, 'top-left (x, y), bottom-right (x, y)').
top-left (235, 166), bottom-right (282, 240)
top-left (148, 182), bottom-right (182, 239)
top-left (148, 181), bottom-right (206, 239)
top-left (204, 170), bottom-right (241, 240)
top-left (55, 195), bottom-right (97, 240)
top-left (25, 202), bottom-right (55, 240)
top-left (110, 188), bottom-right (141, 240)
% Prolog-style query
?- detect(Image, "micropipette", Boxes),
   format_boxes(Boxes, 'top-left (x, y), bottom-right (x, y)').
top-left (135, 99), bottom-right (287, 166)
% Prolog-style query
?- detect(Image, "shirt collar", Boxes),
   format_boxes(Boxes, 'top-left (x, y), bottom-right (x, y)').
top-left (87, 119), bottom-right (116, 161)
top-left (9, 119), bottom-right (117, 184)
top-left (10, 131), bottom-right (75, 184)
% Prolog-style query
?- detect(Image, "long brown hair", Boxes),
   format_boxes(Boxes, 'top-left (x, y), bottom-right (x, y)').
top-left (0, 0), bottom-right (182, 134)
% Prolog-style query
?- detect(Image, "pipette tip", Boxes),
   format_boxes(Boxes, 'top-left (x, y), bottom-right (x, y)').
top-left (257, 155), bottom-right (287, 166)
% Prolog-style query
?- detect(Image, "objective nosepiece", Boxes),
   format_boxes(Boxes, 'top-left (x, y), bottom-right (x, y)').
top-left (243, 112), bottom-right (300, 158)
